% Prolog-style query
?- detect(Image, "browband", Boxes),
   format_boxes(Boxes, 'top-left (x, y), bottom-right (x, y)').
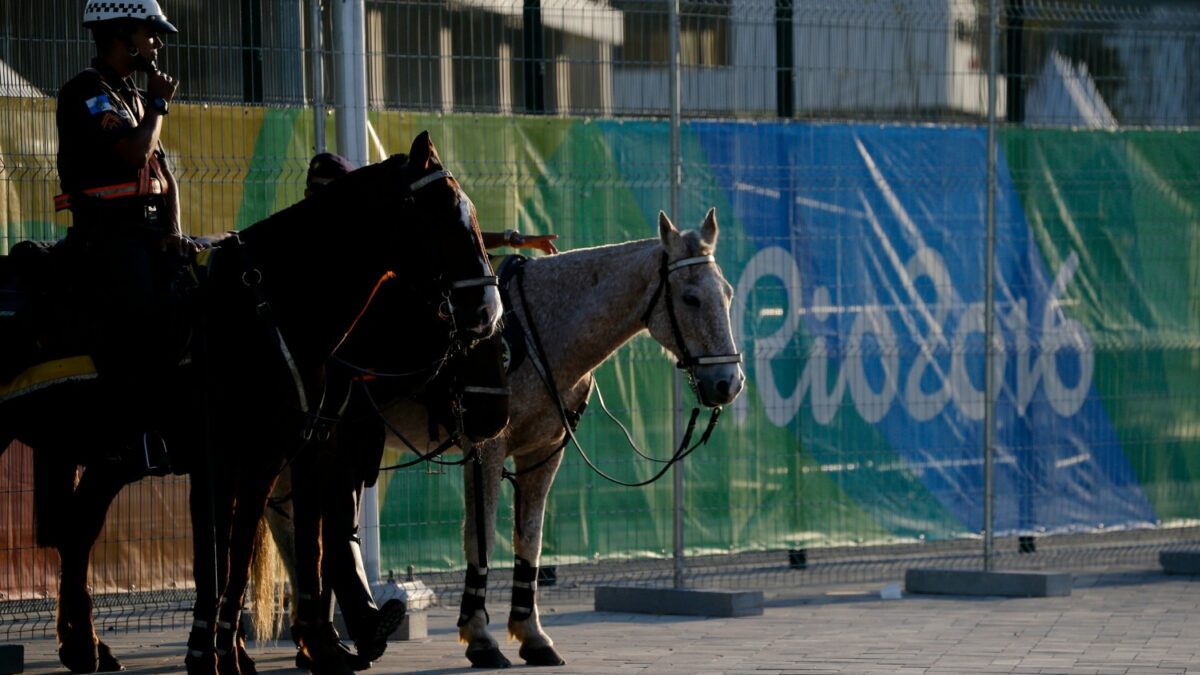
top-left (409, 169), bottom-right (454, 192)
top-left (666, 254), bottom-right (715, 273)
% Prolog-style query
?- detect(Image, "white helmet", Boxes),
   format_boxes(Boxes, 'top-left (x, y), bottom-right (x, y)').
top-left (83, 0), bottom-right (178, 34)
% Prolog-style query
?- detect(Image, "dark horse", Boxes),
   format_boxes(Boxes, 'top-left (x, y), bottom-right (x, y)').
top-left (284, 257), bottom-right (512, 673)
top-left (0, 132), bottom-right (503, 675)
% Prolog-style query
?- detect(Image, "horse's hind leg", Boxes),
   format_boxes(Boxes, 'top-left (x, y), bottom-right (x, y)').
top-left (214, 468), bottom-right (281, 675)
top-left (56, 464), bottom-right (131, 673)
top-left (187, 464), bottom-right (236, 675)
top-left (507, 445), bottom-right (566, 667)
top-left (459, 441), bottom-right (511, 668)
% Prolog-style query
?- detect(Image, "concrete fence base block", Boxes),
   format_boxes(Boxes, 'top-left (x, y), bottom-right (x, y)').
top-left (388, 612), bottom-right (428, 641)
top-left (1161, 551), bottom-right (1200, 575)
top-left (595, 586), bottom-right (763, 617)
top-left (0, 643), bottom-right (23, 675)
top-left (905, 569), bottom-right (1072, 598)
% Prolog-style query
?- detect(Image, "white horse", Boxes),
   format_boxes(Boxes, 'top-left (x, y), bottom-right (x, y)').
top-left (266, 208), bottom-right (744, 667)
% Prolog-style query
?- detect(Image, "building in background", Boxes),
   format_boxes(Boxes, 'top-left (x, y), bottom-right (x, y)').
top-left (0, 0), bottom-right (1196, 121)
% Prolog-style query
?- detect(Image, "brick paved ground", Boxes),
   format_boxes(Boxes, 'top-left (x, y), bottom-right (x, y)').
top-left (9, 569), bottom-right (1200, 674)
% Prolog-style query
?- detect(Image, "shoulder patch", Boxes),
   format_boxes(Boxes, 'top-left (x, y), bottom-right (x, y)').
top-left (85, 95), bottom-right (116, 116)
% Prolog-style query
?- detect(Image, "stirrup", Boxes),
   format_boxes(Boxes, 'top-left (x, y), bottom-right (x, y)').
top-left (140, 430), bottom-right (172, 476)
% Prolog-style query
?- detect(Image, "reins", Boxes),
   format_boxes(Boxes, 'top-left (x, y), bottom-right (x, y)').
top-left (504, 252), bottom-right (737, 488)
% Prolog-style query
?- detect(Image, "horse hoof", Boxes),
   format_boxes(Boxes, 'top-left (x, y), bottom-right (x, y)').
top-left (466, 647), bottom-right (511, 669)
top-left (217, 649), bottom-right (242, 675)
top-left (519, 644), bottom-right (566, 666)
top-left (185, 651), bottom-right (218, 675)
top-left (58, 637), bottom-right (100, 673)
top-left (96, 641), bottom-right (125, 672)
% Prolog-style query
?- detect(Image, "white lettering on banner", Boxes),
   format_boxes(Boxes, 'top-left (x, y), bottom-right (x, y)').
top-left (731, 246), bottom-right (1093, 427)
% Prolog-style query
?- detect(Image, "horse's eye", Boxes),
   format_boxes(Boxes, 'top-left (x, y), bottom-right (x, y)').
top-left (682, 293), bottom-right (701, 308)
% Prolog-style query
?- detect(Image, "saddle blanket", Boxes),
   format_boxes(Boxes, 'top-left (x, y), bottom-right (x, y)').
top-left (0, 355), bottom-right (98, 404)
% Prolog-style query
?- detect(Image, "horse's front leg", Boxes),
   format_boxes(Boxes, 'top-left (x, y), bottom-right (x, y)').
top-left (56, 464), bottom-right (131, 673)
top-left (507, 445), bottom-right (566, 666)
top-left (459, 441), bottom-right (510, 668)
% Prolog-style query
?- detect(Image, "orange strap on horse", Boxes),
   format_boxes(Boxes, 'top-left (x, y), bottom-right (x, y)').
top-left (331, 270), bottom-right (398, 356)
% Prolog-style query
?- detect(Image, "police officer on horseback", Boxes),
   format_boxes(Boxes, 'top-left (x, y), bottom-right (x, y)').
top-left (56, 0), bottom-right (188, 476)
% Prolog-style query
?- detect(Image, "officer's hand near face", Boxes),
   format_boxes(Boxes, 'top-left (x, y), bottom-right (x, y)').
top-left (146, 68), bottom-right (178, 103)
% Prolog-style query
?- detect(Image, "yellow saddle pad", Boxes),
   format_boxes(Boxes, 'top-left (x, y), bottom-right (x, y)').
top-left (0, 355), bottom-right (98, 404)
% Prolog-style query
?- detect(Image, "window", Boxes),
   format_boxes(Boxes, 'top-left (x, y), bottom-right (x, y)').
top-left (615, 0), bottom-right (731, 68)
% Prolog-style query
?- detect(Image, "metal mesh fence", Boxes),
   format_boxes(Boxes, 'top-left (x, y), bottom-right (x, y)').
top-left (3, 0), bottom-right (1200, 642)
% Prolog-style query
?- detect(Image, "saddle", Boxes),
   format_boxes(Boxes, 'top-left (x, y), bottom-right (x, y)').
top-left (0, 241), bottom-right (74, 384)
top-left (0, 238), bottom-right (200, 400)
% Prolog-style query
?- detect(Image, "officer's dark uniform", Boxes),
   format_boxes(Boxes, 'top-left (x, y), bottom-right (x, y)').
top-left (56, 57), bottom-right (181, 473)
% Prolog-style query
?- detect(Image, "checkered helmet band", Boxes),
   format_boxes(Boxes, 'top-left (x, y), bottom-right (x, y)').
top-left (84, 0), bottom-right (177, 33)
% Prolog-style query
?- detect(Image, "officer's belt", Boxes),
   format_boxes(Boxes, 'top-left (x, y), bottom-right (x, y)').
top-left (54, 176), bottom-right (167, 212)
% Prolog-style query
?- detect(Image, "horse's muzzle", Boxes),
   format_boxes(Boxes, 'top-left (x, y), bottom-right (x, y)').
top-left (695, 364), bottom-right (745, 407)
top-left (457, 287), bottom-right (502, 339)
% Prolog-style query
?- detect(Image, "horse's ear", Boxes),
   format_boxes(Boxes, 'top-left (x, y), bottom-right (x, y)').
top-left (700, 207), bottom-right (718, 250)
top-left (658, 211), bottom-right (681, 250)
top-left (408, 131), bottom-right (443, 171)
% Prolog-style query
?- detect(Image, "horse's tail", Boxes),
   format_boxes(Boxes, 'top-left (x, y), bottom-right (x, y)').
top-left (252, 470), bottom-right (300, 644)
top-left (250, 513), bottom-right (283, 643)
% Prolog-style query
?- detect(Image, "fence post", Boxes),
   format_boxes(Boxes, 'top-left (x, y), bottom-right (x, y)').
top-left (905, 0), bottom-right (1069, 600)
top-left (333, 0), bottom-right (368, 170)
top-left (334, 0), bottom-right (377, 585)
top-left (309, 0), bottom-right (325, 154)
top-left (668, 0), bottom-right (686, 592)
top-left (983, 0), bottom-right (999, 574)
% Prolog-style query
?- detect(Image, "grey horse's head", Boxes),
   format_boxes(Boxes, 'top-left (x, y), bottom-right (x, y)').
top-left (644, 208), bottom-right (745, 407)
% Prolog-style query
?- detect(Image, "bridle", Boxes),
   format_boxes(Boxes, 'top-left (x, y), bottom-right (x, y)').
top-left (639, 252), bottom-right (743, 407)
top-left (331, 166), bottom-right (498, 366)
top-left (502, 248), bottom-right (743, 491)
top-left (405, 169), bottom-right (499, 347)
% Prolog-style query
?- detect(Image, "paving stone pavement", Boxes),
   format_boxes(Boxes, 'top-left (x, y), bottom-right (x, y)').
top-left (8, 569), bottom-right (1199, 674)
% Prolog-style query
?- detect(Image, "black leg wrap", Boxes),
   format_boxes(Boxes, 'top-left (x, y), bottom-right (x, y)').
top-left (510, 557), bottom-right (537, 622)
top-left (458, 563), bottom-right (490, 628)
top-left (214, 598), bottom-right (241, 657)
